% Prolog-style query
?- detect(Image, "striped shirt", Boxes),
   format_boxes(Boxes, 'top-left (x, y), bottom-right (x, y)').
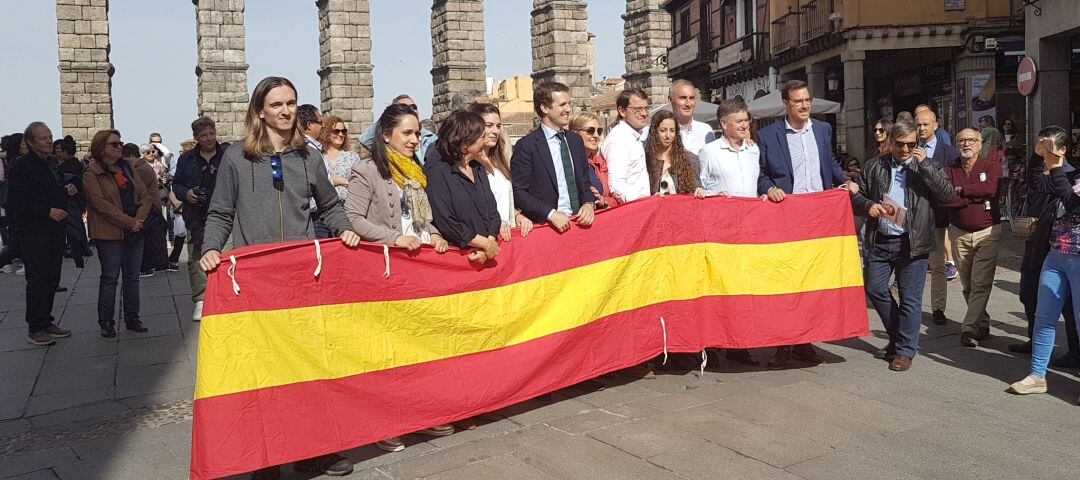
top-left (785, 119), bottom-right (823, 194)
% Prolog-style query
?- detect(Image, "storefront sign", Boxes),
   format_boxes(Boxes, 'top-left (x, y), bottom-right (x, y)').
top-left (923, 63), bottom-right (950, 85)
top-left (894, 73), bottom-right (922, 97)
top-left (1017, 57), bottom-right (1037, 96)
top-left (714, 41), bottom-right (745, 70)
top-left (945, 0), bottom-right (965, 11)
top-left (955, 77), bottom-right (968, 125)
top-left (725, 76), bottom-right (773, 103)
top-left (668, 40), bottom-right (699, 70)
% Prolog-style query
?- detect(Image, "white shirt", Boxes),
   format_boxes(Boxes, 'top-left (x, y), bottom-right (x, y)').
top-left (699, 136), bottom-right (761, 198)
top-left (601, 121), bottom-right (650, 203)
top-left (487, 168), bottom-right (515, 227)
top-left (680, 119), bottom-right (715, 155)
top-left (785, 118), bottom-right (824, 194)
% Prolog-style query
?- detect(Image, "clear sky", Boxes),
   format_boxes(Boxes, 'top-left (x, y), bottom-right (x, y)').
top-left (0, 0), bottom-right (627, 150)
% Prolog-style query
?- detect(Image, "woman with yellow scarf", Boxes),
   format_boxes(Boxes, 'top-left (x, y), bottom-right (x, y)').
top-left (344, 104), bottom-right (448, 253)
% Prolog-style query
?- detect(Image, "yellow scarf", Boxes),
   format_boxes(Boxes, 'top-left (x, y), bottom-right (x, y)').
top-left (387, 146), bottom-right (426, 189)
top-left (385, 147), bottom-right (433, 230)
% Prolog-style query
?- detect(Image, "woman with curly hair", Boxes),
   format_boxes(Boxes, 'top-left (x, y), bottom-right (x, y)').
top-left (643, 110), bottom-right (704, 198)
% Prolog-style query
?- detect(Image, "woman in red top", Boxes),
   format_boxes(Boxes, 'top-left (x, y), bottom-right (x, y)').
top-left (569, 112), bottom-right (618, 208)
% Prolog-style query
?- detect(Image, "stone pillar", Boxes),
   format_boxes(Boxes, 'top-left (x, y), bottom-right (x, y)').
top-left (194, 0), bottom-right (249, 142)
top-left (806, 63), bottom-right (826, 100)
top-left (57, 0), bottom-right (114, 154)
top-left (531, 0), bottom-right (593, 110)
top-left (841, 50), bottom-right (866, 159)
top-left (622, 0), bottom-right (671, 107)
top-left (317, 0), bottom-right (374, 132)
top-left (1028, 38), bottom-right (1071, 135)
top-left (430, 0), bottom-right (487, 125)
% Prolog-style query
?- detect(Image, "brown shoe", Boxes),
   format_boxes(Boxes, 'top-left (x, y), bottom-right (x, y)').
top-left (888, 355), bottom-right (912, 371)
top-left (46, 323), bottom-right (71, 338)
top-left (767, 346), bottom-right (792, 370)
top-left (791, 344), bottom-right (825, 366)
top-left (27, 331), bottom-right (56, 346)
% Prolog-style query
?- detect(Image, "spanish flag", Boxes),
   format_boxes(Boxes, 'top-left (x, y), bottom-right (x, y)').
top-left (190, 190), bottom-right (867, 479)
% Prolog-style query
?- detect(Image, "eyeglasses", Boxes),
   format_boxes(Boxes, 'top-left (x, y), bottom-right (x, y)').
top-left (956, 138), bottom-right (981, 145)
top-left (270, 154), bottom-right (284, 191)
top-left (578, 127), bottom-right (604, 136)
top-left (874, 128), bottom-right (886, 133)
top-left (403, 104), bottom-right (419, 112)
top-left (894, 141), bottom-right (918, 150)
top-left (626, 106), bottom-right (650, 114)
top-left (786, 99), bottom-right (812, 106)
top-left (106, 141), bottom-right (123, 148)
top-left (331, 128), bottom-right (348, 136)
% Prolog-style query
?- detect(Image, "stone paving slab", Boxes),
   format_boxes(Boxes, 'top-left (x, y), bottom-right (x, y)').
top-left (1, 232), bottom-right (1080, 479)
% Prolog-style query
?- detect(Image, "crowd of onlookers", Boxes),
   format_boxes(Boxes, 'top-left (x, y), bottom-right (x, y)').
top-left (0, 74), bottom-right (1076, 479)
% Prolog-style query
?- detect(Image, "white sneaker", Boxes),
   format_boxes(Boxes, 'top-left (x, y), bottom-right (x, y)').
top-left (192, 301), bottom-right (204, 322)
top-left (0, 264), bottom-right (14, 274)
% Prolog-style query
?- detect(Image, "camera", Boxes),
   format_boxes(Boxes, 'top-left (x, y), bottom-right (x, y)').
top-left (192, 186), bottom-right (212, 206)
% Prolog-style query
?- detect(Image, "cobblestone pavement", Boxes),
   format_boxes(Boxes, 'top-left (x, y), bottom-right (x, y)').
top-left (1, 231), bottom-right (1079, 480)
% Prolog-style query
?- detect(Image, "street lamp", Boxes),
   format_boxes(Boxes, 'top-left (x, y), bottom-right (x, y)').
top-left (826, 71), bottom-right (841, 92)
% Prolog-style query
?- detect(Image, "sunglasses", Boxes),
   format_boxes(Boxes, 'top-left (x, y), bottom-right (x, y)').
top-left (331, 128), bottom-right (348, 136)
top-left (578, 127), bottom-right (604, 136)
top-left (270, 154), bottom-right (284, 191)
top-left (403, 104), bottom-right (418, 112)
top-left (107, 141), bottom-right (123, 148)
top-left (874, 128), bottom-right (886, 133)
top-left (894, 141), bottom-right (918, 150)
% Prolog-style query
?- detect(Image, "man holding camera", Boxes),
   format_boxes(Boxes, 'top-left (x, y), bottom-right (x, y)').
top-left (172, 117), bottom-right (227, 321)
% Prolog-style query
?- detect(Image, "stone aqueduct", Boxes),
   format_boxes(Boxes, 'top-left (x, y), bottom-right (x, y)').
top-left (56, 0), bottom-right (672, 150)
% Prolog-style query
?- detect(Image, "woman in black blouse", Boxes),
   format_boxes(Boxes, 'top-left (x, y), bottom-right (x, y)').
top-left (423, 111), bottom-right (501, 264)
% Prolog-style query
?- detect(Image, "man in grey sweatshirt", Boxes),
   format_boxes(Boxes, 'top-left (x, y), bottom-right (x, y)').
top-left (201, 142), bottom-right (351, 252)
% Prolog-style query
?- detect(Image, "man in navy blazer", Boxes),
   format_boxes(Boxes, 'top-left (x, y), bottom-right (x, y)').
top-left (915, 108), bottom-right (962, 327)
top-left (756, 80), bottom-right (857, 370)
top-left (512, 82), bottom-right (597, 233)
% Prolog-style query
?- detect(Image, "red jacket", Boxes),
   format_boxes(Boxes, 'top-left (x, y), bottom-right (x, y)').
top-left (943, 156), bottom-right (1002, 232)
top-left (588, 152), bottom-right (620, 208)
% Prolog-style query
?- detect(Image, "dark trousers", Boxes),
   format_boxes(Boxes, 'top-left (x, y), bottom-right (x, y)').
top-left (865, 234), bottom-right (930, 359)
top-left (97, 237), bottom-right (144, 327)
top-left (18, 231), bottom-right (64, 334)
top-left (1021, 240), bottom-right (1080, 354)
top-left (140, 212), bottom-right (169, 271)
top-left (64, 207), bottom-right (89, 257)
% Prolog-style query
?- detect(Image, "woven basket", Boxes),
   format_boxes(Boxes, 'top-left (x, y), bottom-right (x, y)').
top-left (1011, 217), bottom-right (1038, 239)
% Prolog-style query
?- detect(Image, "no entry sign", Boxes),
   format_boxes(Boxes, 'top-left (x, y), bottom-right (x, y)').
top-left (1017, 57), bottom-right (1037, 96)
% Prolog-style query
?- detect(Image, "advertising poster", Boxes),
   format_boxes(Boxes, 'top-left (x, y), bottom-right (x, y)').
top-left (971, 73), bottom-right (997, 128)
top-left (955, 77), bottom-right (968, 128)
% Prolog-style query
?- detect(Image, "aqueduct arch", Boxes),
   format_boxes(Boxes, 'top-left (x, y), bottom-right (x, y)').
top-left (55, 0), bottom-right (671, 149)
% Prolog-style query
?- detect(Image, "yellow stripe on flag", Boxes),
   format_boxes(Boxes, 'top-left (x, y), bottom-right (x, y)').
top-left (196, 236), bottom-right (862, 399)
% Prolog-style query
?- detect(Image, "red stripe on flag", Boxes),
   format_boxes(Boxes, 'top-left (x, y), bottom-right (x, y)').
top-left (190, 286), bottom-right (867, 479)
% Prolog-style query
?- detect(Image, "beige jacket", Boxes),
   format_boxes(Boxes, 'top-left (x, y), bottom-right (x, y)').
top-left (344, 159), bottom-right (439, 245)
top-left (83, 159), bottom-right (152, 241)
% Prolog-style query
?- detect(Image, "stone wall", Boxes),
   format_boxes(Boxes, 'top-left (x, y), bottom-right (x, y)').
top-left (430, 0), bottom-right (487, 125)
top-left (194, 0), bottom-right (249, 142)
top-left (531, 0), bottom-right (593, 111)
top-left (56, 0), bottom-right (114, 153)
top-left (318, 0), bottom-right (374, 132)
top-left (623, 0), bottom-right (671, 107)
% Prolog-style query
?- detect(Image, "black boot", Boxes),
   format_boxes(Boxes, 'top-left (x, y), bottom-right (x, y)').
top-left (168, 235), bottom-right (186, 264)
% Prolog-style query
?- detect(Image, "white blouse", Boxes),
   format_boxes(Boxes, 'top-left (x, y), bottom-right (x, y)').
top-left (487, 168), bottom-right (516, 227)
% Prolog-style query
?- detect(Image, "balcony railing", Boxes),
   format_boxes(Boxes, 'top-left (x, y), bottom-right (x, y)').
top-left (714, 32), bottom-right (771, 72)
top-left (772, 0), bottom-right (836, 54)
top-left (800, 0), bottom-right (835, 43)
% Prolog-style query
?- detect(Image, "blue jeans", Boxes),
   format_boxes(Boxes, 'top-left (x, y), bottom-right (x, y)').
top-left (96, 236), bottom-right (144, 327)
top-left (1031, 250), bottom-right (1080, 377)
top-left (865, 234), bottom-right (929, 359)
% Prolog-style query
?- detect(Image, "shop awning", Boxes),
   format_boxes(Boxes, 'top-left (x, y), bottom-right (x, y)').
top-left (746, 90), bottom-right (842, 118)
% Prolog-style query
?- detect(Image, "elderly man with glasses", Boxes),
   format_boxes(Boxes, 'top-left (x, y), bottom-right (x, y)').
top-left (940, 129), bottom-right (1003, 347)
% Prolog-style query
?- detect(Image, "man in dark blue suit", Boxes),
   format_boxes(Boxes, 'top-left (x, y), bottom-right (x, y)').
top-left (915, 108), bottom-right (961, 327)
top-left (757, 80), bottom-right (858, 370)
top-left (512, 81), bottom-right (597, 233)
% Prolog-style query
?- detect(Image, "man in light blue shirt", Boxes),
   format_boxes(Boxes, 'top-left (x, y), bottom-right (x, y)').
top-left (358, 94), bottom-right (438, 163)
top-left (786, 118), bottom-right (824, 194)
top-left (541, 122), bottom-right (574, 217)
